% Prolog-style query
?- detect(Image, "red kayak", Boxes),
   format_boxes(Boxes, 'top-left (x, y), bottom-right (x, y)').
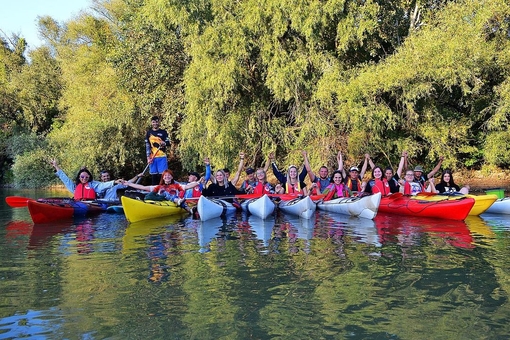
top-left (27, 199), bottom-right (109, 224)
top-left (378, 193), bottom-right (475, 221)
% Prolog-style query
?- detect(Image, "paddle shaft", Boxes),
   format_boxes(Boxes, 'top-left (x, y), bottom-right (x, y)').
top-left (136, 145), bottom-right (162, 184)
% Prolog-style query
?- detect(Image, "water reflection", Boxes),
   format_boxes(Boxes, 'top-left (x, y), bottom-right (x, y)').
top-left (2, 187), bottom-right (510, 339)
top-left (375, 214), bottom-right (474, 249)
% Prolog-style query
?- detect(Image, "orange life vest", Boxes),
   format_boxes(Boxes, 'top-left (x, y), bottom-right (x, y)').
top-left (285, 181), bottom-right (303, 194)
top-left (74, 183), bottom-right (96, 200)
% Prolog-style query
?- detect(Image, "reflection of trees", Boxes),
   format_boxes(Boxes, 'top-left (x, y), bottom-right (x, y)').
top-left (3, 209), bottom-right (510, 338)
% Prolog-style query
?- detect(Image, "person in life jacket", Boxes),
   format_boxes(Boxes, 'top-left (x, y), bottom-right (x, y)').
top-left (302, 150), bottom-right (344, 195)
top-left (273, 164), bottom-right (309, 196)
top-left (400, 170), bottom-right (437, 195)
top-left (363, 166), bottom-right (392, 196)
top-left (239, 167), bottom-right (257, 193)
top-left (343, 154), bottom-right (371, 195)
top-left (179, 157), bottom-right (211, 199)
top-left (412, 156), bottom-right (444, 186)
top-left (123, 170), bottom-right (200, 213)
top-left (244, 168), bottom-right (275, 195)
top-left (322, 170), bottom-right (352, 201)
top-left (50, 159), bottom-right (121, 201)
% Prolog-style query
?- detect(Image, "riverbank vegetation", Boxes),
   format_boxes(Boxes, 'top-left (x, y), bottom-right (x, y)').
top-left (1, 0), bottom-right (510, 188)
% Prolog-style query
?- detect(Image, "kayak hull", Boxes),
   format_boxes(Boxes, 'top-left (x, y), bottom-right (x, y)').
top-left (413, 193), bottom-right (497, 216)
top-left (378, 195), bottom-right (475, 221)
top-left (485, 197), bottom-right (510, 214)
top-left (121, 196), bottom-right (185, 223)
top-left (197, 196), bottom-right (237, 221)
top-left (241, 194), bottom-right (276, 219)
top-left (27, 199), bottom-right (107, 224)
top-left (278, 196), bottom-right (316, 219)
top-left (317, 193), bottom-right (381, 220)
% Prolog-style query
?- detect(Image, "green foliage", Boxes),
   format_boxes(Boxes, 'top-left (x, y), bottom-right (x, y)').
top-left (3, 0), bottom-right (510, 186)
top-left (12, 149), bottom-right (56, 188)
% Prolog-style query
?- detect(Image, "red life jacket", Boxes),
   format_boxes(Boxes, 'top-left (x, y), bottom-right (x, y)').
top-left (154, 183), bottom-right (183, 196)
top-left (74, 183), bottom-right (96, 200)
top-left (372, 179), bottom-right (391, 196)
top-left (253, 182), bottom-right (272, 195)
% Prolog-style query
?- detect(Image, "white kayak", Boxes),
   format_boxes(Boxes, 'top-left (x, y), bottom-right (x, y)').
top-left (241, 194), bottom-right (276, 219)
top-left (278, 196), bottom-right (316, 219)
top-left (197, 196), bottom-right (237, 222)
top-left (316, 192), bottom-right (382, 220)
top-left (484, 197), bottom-right (510, 214)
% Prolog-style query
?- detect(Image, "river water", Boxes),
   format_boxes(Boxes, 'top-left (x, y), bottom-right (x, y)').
top-left (1, 188), bottom-right (509, 339)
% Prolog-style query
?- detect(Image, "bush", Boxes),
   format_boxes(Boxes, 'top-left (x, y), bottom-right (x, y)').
top-left (11, 149), bottom-right (57, 188)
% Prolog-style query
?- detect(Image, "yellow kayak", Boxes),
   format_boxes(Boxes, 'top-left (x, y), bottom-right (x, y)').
top-left (413, 193), bottom-right (498, 216)
top-left (121, 196), bottom-right (186, 223)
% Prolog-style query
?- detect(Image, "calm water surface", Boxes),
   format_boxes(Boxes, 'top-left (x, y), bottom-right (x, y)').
top-left (1, 189), bottom-right (510, 339)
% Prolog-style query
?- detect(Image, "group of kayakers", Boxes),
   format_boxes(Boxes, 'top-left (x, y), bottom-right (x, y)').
top-left (51, 146), bottom-right (470, 212)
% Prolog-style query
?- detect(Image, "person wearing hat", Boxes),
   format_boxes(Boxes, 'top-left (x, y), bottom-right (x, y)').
top-left (343, 154), bottom-right (370, 194)
top-left (413, 156), bottom-right (444, 186)
top-left (181, 157), bottom-right (211, 199)
top-left (239, 167), bottom-right (257, 193)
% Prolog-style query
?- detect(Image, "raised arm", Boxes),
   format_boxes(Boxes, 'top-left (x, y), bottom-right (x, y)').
top-left (269, 153), bottom-right (286, 183)
top-left (337, 152), bottom-right (346, 179)
top-left (263, 153), bottom-right (271, 172)
top-left (50, 159), bottom-right (76, 194)
top-left (302, 150), bottom-right (315, 182)
top-left (427, 156), bottom-right (444, 179)
top-left (230, 152), bottom-right (245, 186)
top-left (204, 157), bottom-right (211, 183)
top-left (366, 153), bottom-right (375, 169)
top-left (359, 154), bottom-right (370, 179)
top-left (396, 151), bottom-right (407, 178)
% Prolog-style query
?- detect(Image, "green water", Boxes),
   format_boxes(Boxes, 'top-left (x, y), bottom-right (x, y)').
top-left (1, 189), bottom-right (509, 339)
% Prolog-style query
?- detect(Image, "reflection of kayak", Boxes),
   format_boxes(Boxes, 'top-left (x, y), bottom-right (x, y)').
top-left (464, 216), bottom-right (497, 241)
top-left (122, 215), bottom-right (183, 254)
top-left (121, 196), bottom-right (186, 223)
top-left (484, 197), bottom-right (510, 214)
top-left (378, 194), bottom-right (474, 220)
top-left (325, 213), bottom-right (380, 247)
top-left (247, 215), bottom-right (275, 247)
top-left (197, 196), bottom-right (237, 222)
top-left (413, 193), bottom-right (497, 216)
top-left (198, 217), bottom-right (223, 252)
top-left (278, 196), bottom-right (316, 219)
top-left (317, 193), bottom-right (381, 220)
top-left (27, 199), bottom-right (109, 224)
top-left (241, 194), bottom-right (276, 219)
top-left (284, 215), bottom-right (314, 240)
top-left (375, 214), bottom-right (473, 248)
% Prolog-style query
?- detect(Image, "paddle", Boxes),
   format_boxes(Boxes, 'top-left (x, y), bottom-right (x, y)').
top-left (5, 196), bottom-right (35, 208)
top-left (136, 145), bottom-right (162, 184)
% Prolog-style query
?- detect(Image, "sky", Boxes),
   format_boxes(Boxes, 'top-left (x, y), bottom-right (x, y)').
top-left (0, 0), bottom-right (92, 50)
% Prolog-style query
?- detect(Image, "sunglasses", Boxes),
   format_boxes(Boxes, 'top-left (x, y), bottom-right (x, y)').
top-left (80, 176), bottom-right (90, 179)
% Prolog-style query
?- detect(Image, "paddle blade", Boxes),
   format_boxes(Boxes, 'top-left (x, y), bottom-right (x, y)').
top-left (5, 196), bottom-right (35, 208)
